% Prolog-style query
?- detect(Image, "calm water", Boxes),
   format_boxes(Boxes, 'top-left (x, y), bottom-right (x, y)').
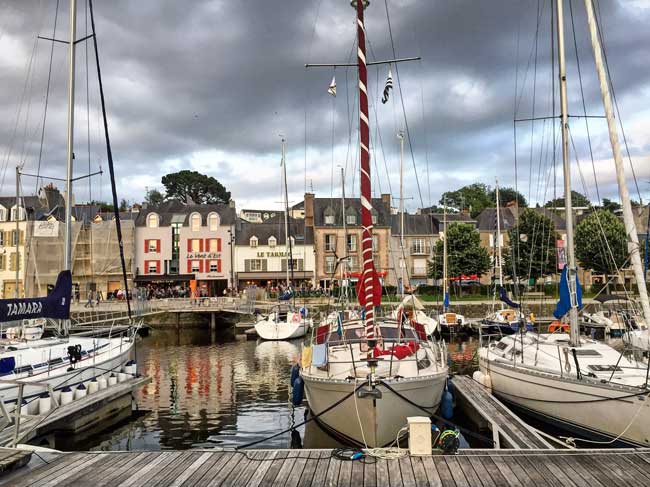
top-left (69, 328), bottom-right (480, 451)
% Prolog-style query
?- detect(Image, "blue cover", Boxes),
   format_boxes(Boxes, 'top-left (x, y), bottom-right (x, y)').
top-left (278, 289), bottom-right (294, 301)
top-left (443, 291), bottom-right (450, 309)
top-left (499, 287), bottom-right (520, 309)
top-left (553, 267), bottom-right (583, 319)
top-left (0, 270), bottom-right (71, 322)
top-left (311, 344), bottom-right (328, 367)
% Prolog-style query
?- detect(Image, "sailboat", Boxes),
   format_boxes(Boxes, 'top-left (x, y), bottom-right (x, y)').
top-left (254, 139), bottom-right (312, 340)
top-left (479, 0), bottom-right (650, 446)
top-left (482, 180), bottom-right (534, 335)
top-left (0, 0), bottom-right (138, 411)
top-left (437, 204), bottom-right (467, 334)
top-left (300, 0), bottom-right (448, 448)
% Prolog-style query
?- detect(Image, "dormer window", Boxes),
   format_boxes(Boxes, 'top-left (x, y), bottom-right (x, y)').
top-left (324, 207), bottom-right (335, 225)
top-left (345, 208), bottom-right (357, 225)
top-left (0, 206), bottom-right (7, 222)
top-left (208, 212), bottom-right (219, 232)
top-left (147, 213), bottom-right (159, 228)
top-left (371, 209), bottom-right (378, 225)
top-left (11, 206), bottom-right (25, 221)
top-left (250, 236), bottom-right (258, 248)
top-left (190, 212), bottom-right (201, 231)
top-left (268, 236), bottom-right (277, 248)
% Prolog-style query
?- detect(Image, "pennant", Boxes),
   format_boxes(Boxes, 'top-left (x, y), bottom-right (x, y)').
top-left (381, 68), bottom-right (393, 104)
top-left (327, 76), bottom-right (337, 97)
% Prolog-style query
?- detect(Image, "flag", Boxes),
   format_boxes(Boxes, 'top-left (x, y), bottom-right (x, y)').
top-left (381, 68), bottom-right (393, 104)
top-left (337, 311), bottom-right (343, 338)
top-left (327, 76), bottom-right (336, 97)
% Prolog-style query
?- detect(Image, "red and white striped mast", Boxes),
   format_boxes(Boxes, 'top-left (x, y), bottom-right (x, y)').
top-left (353, 0), bottom-right (378, 348)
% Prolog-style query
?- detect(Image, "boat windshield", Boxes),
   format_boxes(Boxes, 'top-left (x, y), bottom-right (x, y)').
top-left (326, 326), bottom-right (417, 345)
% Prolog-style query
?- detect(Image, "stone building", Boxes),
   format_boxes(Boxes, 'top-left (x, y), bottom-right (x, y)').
top-left (388, 213), bottom-right (439, 289)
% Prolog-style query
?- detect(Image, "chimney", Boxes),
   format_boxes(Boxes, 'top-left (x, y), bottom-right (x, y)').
top-left (304, 193), bottom-right (315, 228)
top-left (381, 193), bottom-right (391, 208)
top-left (229, 199), bottom-right (236, 209)
top-left (42, 183), bottom-right (62, 212)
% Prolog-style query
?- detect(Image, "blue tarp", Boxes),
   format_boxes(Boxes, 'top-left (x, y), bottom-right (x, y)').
top-left (0, 270), bottom-right (71, 323)
top-left (443, 291), bottom-right (450, 309)
top-left (499, 287), bottom-right (520, 309)
top-left (553, 266), bottom-right (583, 319)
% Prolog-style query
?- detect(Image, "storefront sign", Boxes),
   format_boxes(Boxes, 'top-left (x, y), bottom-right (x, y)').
top-left (186, 252), bottom-right (221, 259)
top-left (34, 221), bottom-right (59, 237)
top-left (257, 251), bottom-right (288, 258)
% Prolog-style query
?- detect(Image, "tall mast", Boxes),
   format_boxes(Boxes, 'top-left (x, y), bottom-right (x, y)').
top-left (443, 201), bottom-right (448, 312)
top-left (340, 167), bottom-right (348, 301)
top-left (556, 0), bottom-right (580, 347)
top-left (64, 0), bottom-right (76, 272)
top-left (583, 0), bottom-right (650, 325)
top-left (495, 179), bottom-right (504, 289)
top-left (281, 138), bottom-right (292, 289)
top-left (15, 166), bottom-right (20, 298)
top-left (398, 130), bottom-right (405, 296)
top-left (353, 0), bottom-right (377, 345)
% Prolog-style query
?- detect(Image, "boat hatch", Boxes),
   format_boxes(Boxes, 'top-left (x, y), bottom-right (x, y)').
top-left (588, 364), bottom-right (622, 372)
top-left (495, 342), bottom-right (509, 351)
top-left (574, 349), bottom-right (602, 357)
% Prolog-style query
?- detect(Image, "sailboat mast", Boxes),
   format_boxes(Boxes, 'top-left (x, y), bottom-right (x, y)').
top-left (281, 138), bottom-right (291, 289)
top-left (495, 179), bottom-right (504, 289)
top-left (583, 0), bottom-right (650, 325)
top-left (15, 166), bottom-right (20, 298)
top-left (353, 0), bottom-right (377, 345)
top-left (443, 201), bottom-right (448, 312)
top-left (340, 167), bottom-right (348, 300)
top-left (64, 0), bottom-right (76, 272)
top-left (556, 0), bottom-right (580, 347)
top-left (398, 130), bottom-right (405, 296)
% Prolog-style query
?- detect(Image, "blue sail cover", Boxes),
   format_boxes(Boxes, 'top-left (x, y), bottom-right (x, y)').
top-left (443, 291), bottom-right (450, 309)
top-left (499, 287), bottom-right (520, 309)
top-left (0, 270), bottom-right (71, 322)
top-left (553, 266), bottom-right (583, 319)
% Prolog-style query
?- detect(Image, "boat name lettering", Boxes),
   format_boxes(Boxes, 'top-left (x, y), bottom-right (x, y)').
top-left (6, 301), bottom-right (43, 317)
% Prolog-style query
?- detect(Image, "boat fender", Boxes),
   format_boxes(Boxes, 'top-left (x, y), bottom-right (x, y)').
top-left (38, 392), bottom-right (51, 415)
top-left (98, 376), bottom-right (108, 390)
top-left (60, 386), bottom-right (73, 405)
top-left (108, 374), bottom-right (118, 387)
top-left (446, 378), bottom-right (455, 397)
top-left (88, 378), bottom-right (99, 394)
top-left (483, 374), bottom-right (492, 391)
top-left (292, 376), bottom-right (304, 406)
top-left (440, 389), bottom-right (454, 420)
top-left (75, 383), bottom-right (87, 400)
top-left (472, 371), bottom-right (484, 386)
top-left (290, 364), bottom-right (300, 388)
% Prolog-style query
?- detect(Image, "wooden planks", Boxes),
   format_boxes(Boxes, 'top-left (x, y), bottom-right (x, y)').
top-left (6, 448), bottom-right (650, 486)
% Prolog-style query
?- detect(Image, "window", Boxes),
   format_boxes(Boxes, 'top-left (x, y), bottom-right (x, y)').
top-left (250, 236), bottom-right (258, 248)
top-left (208, 238), bottom-right (221, 253)
top-left (372, 235), bottom-right (379, 253)
top-left (0, 207), bottom-right (6, 222)
top-left (147, 240), bottom-right (159, 253)
top-left (371, 210), bottom-right (378, 225)
top-left (9, 252), bottom-right (19, 272)
top-left (11, 206), bottom-right (25, 221)
top-left (411, 238), bottom-right (426, 255)
top-left (147, 261), bottom-right (158, 274)
top-left (324, 207), bottom-right (335, 225)
top-left (346, 213), bottom-right (356, 225)
top-left (250, 259), bottom-right (263, 271)
top-left (325, 256), bottom-right (336, 274)
top-left (282, 259), bottom-right (302, 272)
top-left (209, 260), bottom-right (221, 272)
top-left (11, 230), bottom-right (19, 246)
top-left (208, 213), bottom-right (219, 231)
top-left (325, 234), bottom-right (336, 252)
top-left (348, 255), bottom-right (358, 272)
top-left (0, 232), bottom-right (5, 246)
top-left (268, 236), bottom-right (277, 248)
top-left (189, 239), bottom-right (201, 252)
top-left (190, 260), bottom-right (200, 272)
top-left (147, 213), bottom-right (159, 228)
top-left (346, 234), bottom-right (357, 252)
top-left (0, 254), bottom-right (4, 270)
top-left (190, 213), bottom-right (201, 231)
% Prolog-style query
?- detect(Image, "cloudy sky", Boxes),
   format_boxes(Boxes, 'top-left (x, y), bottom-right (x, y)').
top-left (1, 0), bottom-right (649, 212)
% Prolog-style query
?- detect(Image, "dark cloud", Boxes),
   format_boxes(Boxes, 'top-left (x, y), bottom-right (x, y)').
top-left (1, 0), bottom-right (649, 210)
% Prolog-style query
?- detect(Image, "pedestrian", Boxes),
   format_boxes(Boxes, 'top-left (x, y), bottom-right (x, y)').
top-left (96, 290), bottom-right (102, 307)
top-left (85, 290), bottom-right (94, 308)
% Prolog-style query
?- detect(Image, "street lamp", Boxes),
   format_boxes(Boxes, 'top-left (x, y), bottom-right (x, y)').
top-left (227, 228), bottom-right (236, 290)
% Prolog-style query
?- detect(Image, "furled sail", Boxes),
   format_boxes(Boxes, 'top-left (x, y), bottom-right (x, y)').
top-left (553, 266), bottom-right (582, 319)
top-left (0, 270), bottom-right (71, 322)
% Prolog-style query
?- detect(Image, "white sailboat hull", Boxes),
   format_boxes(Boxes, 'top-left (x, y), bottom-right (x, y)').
top-left (254, 319), bottom-right (311, 340)
top-left (479, 357), bottom-right (650, 446)
top-left (303, 373), bottom-right (446, 447)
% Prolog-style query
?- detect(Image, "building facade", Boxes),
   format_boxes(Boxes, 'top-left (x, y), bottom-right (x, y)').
top-left (234, 217), bottom-right (315, 288)
top-left (388, 213), bottom-right (439, 289)
top-left (135, 200), bottom-right (236, 296)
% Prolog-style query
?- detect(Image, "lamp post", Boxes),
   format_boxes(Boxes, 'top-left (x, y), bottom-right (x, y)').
top-left (227, 228), bottom-right (236, 291)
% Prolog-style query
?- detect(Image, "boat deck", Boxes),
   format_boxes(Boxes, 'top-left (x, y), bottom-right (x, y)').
top-left (5, 448), bottom-right (650, 486)
top-left (451, 374), bottom-right (553, 449)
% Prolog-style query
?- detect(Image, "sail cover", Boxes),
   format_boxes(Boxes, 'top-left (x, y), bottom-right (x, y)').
top-left (0, 270), bottom-right (72, 322)
top-left (553, 266), bottom-right (583, 319)
top-left (499, 287), bottom-right (520, 309)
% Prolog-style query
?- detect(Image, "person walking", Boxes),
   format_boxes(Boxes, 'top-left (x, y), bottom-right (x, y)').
top-left (85, 290), bottom-right (94, 308)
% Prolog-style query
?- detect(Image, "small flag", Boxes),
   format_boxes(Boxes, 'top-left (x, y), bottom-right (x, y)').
top-left (381, 68), bottom-right (393, 104)
top-left (327, 76), bottom-right (337, 97)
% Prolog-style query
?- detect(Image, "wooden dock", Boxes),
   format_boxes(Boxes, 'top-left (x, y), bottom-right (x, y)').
top-left (0, 448), bottom-right (31, 476)
top-left (5, 448), bottom-right (650, 486)
top-left (451, 375), bottom-right (553, 449)
top-left (0, 376), bottom-right (151, 448)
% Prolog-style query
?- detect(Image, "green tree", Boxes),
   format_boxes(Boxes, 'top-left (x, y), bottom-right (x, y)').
top-left (119, 199), bottom-right (129, 211)
top-left (428, 223), bottom-right (491, 280)
top-left (161, 170), bottom-right (231, 204)
top-left (488, 186), bottom-right (527, 208)
top-left (145, 188), bottom-right (164, 206)
top-left (544, 191), bottom-right (590, 208)
top-left (575, 209), bottom-right (627, 276)
top-left (600, 198), bottom-right (621, 213)
top-left (440, 183), bottom-right (492, 217)
top-left (503, 209), bottom-right (558, 282)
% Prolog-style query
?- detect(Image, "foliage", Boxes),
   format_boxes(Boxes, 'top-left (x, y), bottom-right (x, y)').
top-left (503, 209), bottom-right (558, 281)
top-left (600, 198), bottom-right (621, 213)
top-left (440, 183), bottom-right (491, 217)
top-left (161, 170), bottom-right (231, 205)
top-left (428, 223), bottom-right (491, 280)
top-left (85, 200), bottom-right (114, 212)
top-left (145, 188), bottom-right (165, 206)
top-left (119, 199), bottom-right (129, 211)
top-left (575, 209), bottom-right (627, 275)
top-left (488, 186), bottom-right (527, 208)
top-left (544, 190), bottom-right (590, 208)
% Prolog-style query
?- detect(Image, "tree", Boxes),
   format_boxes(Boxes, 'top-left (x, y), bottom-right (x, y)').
top-left (428, 223), bottom-right (491, 280)
top-left (600, 198), bottom-right (621, 213)
top-left (544, 191), bottom-right (590, 208)
top-left (119, 199), bottom-right (129, 211)
top-left (161, 170), bottom-right (231, 204)
top-left (440, 183), bottom-right (492, 218)
top-left (503, 209), bottom-right (558, 282)
top-left (145, 188), bottom-right (165, 206)
top-left (575, 209), bottom-right (627, 276)
top-left (488, 186), bottom-right (527, 208)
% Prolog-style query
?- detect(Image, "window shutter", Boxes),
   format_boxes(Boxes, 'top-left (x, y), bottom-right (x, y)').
top-left (187, 239), bottom-right (191, 252)
top-left (262, 260), bottom-right (267, 271)
top-left (245, 259), bottom-right (251, 272)
top-left (4, 231), bottom-right (9, 247)
top-left (187, 260), bottom-right (192, 274)
top-left (217, 259), bottom-right (222, 273)
top-left (156, 240), bottom-right (161, 253)
top-left (281, 260), bottom-right (286, 272)
top-left (9, 253), bottom-right (15, 272)
top-left (217, 238), bottom-right (221, 252)
top-left (199, 260), bottom-right (204, 273)
top-left (199, 239), bottom-right (204, 252)
top-left (156, 261), bottom-right (160, 274)
top-left (144, 240), bottom-right (148, 254)
top-left (20, 230), bottom-right (24, 245)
